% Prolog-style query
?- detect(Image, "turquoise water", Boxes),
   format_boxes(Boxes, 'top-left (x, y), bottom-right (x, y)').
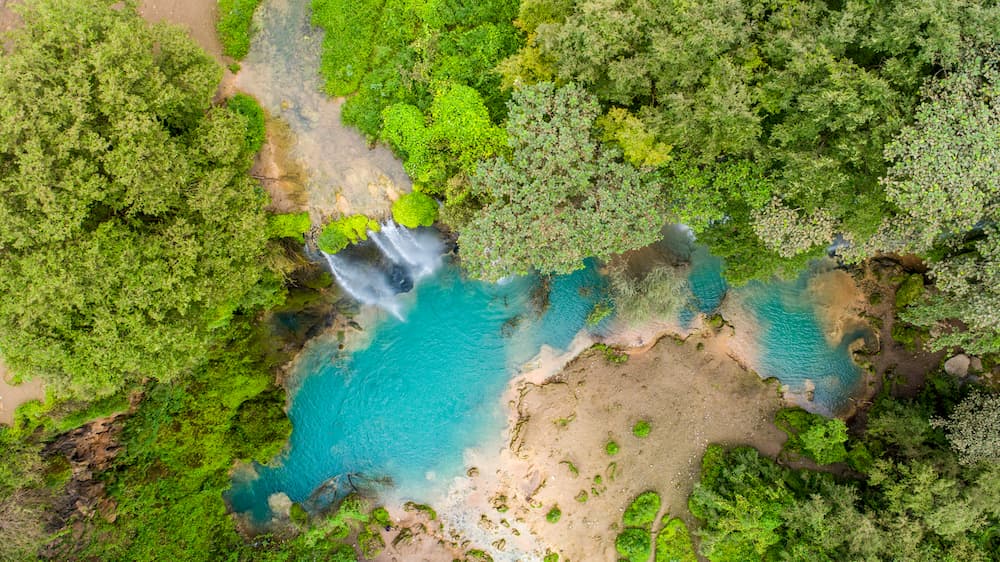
top-left (684, 248), bottom-right (865, 415)
top-left (227, 260), bottom-right (606, 521)
top-left (229, 234), bottom-right (865, 520)
top-left (737, 272), bottom-right (867, 415)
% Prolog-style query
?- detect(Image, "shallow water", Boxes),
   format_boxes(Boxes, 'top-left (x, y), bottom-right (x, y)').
top-left (235, 0), bottom-right (410, 216)
top-left (227, 261), bottom-right (606, 522)
top-left (683, 247), bottom-right (865, 415)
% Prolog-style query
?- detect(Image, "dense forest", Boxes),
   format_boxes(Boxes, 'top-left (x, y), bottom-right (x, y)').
top-left (0, 0), bottom-right (997, 560)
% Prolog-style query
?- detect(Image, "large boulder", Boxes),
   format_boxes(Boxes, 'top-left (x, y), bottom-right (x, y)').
top-left (944, 354), bottom-right (971, 377)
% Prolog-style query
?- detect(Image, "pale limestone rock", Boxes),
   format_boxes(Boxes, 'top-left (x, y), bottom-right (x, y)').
top-left (944, 354), bottom-right (971, 377)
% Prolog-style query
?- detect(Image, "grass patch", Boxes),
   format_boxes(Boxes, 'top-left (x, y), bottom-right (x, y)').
top-left (632, 420), bottom-right (651, 438)
top-left (593, 343), bottom-right (628, 364)
top-left (546, 506), bottom-right (562, 523)
top-left (623, 491), bottom-right (661, 528)
top-left (605, 440), bottom-right (620, 456)
top-left (217, 0), bottom-right (263, 59)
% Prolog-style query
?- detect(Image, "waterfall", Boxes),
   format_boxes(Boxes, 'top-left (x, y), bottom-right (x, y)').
top-left (370, 221), bottom-right (443, 279)
top-left (321, 221), bottom-right (444, 319)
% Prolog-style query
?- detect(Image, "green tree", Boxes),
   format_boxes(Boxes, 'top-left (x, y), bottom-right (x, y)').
top-left (0, 0), bottom-right (273, 398)
top-left (868, 48), bottom-right (1000, 353)
top-left (936, 391), bottom-right (1000, 466)
top-left (458, 83), bottom-right (665, 280)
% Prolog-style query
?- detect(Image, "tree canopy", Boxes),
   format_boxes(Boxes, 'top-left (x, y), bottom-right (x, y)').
top-left (458, 83), bottom-right (665, 280)
top-left (0, 0), bottom-right (273, 397)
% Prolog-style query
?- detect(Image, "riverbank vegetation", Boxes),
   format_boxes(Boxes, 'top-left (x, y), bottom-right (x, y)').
top-left (217, 0), bottom-right (263, 59)
top-left (0, 0), bottom-right (296, 558)
top-left (690, 375), bottom-right (1000, 560)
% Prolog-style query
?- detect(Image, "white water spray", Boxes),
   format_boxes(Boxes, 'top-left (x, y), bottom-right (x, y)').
top-left (321, 221), bottom-right (445, 319)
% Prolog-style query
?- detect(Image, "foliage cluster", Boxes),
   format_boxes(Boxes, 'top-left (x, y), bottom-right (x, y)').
top-left (502, 0), bottom-right (999, 292)
top-left (391, 191), bottom-right (439, 228)
top-left (774, 407), bottom-right (849, 465)
top-left (217, 0), bottom-right (263, 59)
top-left (317, 215), bottom-right (380, 254)
top-left (615, 491), bottom-right (696, 562)
top-left (863, 49), bottom-right (1000, 353)
top-left (690, 378), bottom-right (1000, 561)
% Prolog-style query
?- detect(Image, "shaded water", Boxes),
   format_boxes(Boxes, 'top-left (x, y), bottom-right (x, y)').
top-left (227, 258), bottom-right (606, 522)
top-left (235, 0), bottom-right (409, 216)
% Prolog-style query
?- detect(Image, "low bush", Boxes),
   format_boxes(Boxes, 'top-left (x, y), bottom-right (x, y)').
top-left (391, 191), bottom-right (438, 228)
top-left (605, 440), bottom-right (620, 456)
top-left (267, 212), bottom-right (311, 242)
top-left (655, 518), bottom-right (697, 562)
top-left (623, 491), bottom-right (661, 528)
top-left (775, 407), bottom-right (848, 465)
top-left (633, 420), bottom-right (651, 438)
top-left (616, 527), bottom-right (652, 562)
top-left (227, 93), bottom-right (266, 153)
top-left (317, 215), bottom-right (379, 254)
top-left (546, 506), bottom-right (561, 523)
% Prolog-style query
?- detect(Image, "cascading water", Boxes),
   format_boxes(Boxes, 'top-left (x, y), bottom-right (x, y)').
top-left (320, 221), bottom-right (444, 318)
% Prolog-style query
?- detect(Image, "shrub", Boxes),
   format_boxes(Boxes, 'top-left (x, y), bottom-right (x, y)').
top-left (358, 524), bottom-right (385, 559)
top-left (546, 506), bottom-right (561, 523)
top-left (217, 0), bottom-right (262, 59)
top-left (593, 343), bottom-right (628, 364)
top-left (616, 527), bottom-right (652, 562)
top-left (623, 491), bottom-right (661, 528)
top-left (267, 212), bottom-right (311, 242)
top-left (391, 191), bottom-right (439, 228)
top-left (654, 518), bottom-right (697, 562)
top-left (609, 263), bottom-right (690, 324)
top-left (227, 93), bottom-right (266, 153)
top-left (317, 215), bottom-right (379, 254)
top-left (633, 420), bottom-right (651, 438)
top-left (586, 301), bottom-right (614, 326)
top-left (894, 273), bottom-right (925, 309)
top-left (605, 440), bottom-right (620, 456)
top-left (370, 506), bottom-right (390, 527)
top-left (775, 408), bottom-right (848, 465)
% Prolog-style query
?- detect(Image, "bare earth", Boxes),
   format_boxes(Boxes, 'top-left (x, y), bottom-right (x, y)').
top-left (137, 0), bottom-right (224, 62)
top-left (0, 360), bottom-right (44, 426)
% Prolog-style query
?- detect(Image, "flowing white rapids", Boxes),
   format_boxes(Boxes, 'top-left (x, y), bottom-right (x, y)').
top-left (321, 221), bottom-right (445, 319)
